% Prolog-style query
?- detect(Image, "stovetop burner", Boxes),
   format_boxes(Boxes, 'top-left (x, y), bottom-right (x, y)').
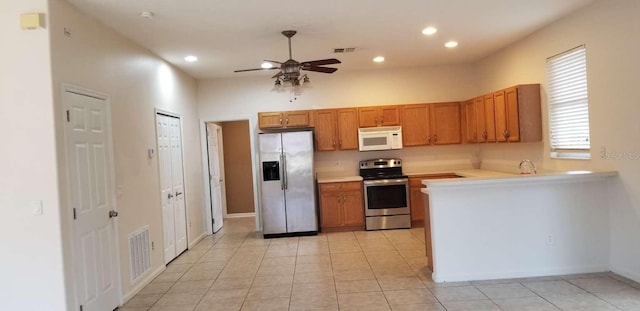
top-left (359, 158), bottom-right (406, 180)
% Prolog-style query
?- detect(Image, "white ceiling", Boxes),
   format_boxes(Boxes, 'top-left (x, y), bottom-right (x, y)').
top-left (65, 0), bottom-right (595, 79)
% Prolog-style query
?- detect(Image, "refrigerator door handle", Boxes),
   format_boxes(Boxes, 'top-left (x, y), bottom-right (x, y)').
top-left (282, 152), bottom-right (288, 190)
top-left (279, 153), bottom-right (285, 190)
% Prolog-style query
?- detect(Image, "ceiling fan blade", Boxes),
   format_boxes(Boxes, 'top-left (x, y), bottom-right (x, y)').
top-left (264, 60), bottom-right (283, 64)
top-left (301, 58), bottom-right (341, 66)
top-left (302, 66), bottom-right (338, 74)
top-left (234, 67), bottom-right (279, 73)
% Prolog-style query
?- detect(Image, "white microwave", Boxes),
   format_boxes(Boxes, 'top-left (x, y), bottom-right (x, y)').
top-left (358, 126), bottom-right (403, 151)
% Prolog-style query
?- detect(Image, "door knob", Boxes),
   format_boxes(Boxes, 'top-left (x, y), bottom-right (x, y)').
top-left (109, 210), bottom-right (118, 218)
top-left (168, 193), bottom-right (174, 199)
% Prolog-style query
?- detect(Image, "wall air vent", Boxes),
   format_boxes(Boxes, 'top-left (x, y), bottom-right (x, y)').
top-left (333, 47), bottom-right (356, 53)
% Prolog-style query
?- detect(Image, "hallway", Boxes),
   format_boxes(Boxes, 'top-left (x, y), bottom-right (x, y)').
top-left (119, 218), bottom-right (640, 310)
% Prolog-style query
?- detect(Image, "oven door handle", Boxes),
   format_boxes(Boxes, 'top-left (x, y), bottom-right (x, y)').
top-left (363, 179), bottom-right (408, 186)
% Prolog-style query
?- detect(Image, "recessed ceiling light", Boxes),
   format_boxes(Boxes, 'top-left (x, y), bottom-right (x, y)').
top-left (261, 62), bottom-right (273, 69)
top-left (445, 41), bottom-right (458, 48)
top-left (184, 55), bottom-right (198, 62)
top-left (422, 27), bottom-right (437, 36)
top-left (139, 11), bottom-right (154, 19)
top-left (373, 56), bottom-right (385, 63)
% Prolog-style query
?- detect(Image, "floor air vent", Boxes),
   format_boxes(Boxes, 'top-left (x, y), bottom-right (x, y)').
top-left (128, 226), bottom-right (151, 283)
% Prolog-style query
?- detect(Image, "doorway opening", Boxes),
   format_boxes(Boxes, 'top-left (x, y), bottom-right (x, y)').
top-left (204, 119), bottom-right (257, 234)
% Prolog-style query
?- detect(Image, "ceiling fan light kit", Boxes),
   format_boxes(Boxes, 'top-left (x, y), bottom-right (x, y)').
top-left (234, 30), bottom-right (341, 88)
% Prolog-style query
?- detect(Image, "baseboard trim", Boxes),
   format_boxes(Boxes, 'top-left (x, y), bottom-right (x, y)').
top-left (225, 212), bottom-right (255, 218)
top-left (432, 265), bottom-right (610, 283)
top-left (122, 264), bottom-right (166, 304)
top-left (189, 231), bottom-right (207, 249)
top-left (611, 267), bottom-right (640, 286)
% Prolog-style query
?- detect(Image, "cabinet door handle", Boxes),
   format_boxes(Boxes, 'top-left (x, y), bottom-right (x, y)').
top-left (332, 141), bottom-right (336, 147)
top-left (338, 140), bottom-right (342, 147)
top-left (433, 135), bottom-right (438, 143)
top-left (279, 118), bottom-right (283, 125)
top-left (375, 117), bottom-right (379, 123)
top-left (503, 129), bottom-right (509, 138)
top-left (380, 116), bottom-right (384, 123)
top-left (482, 131), bottom-right (487, 139)
top-left (427, 136), bottom-right (431, 144)
top-left (337, 196), bottom-right (341, 204)
top-left (286, 118), bottom-right (289, 125)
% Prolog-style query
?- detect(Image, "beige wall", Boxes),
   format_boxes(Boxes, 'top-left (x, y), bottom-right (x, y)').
top-left (220, 121), bottom-right (255, 214)
top-left (0, 1), bottom-right (69, 310)
top-left (49, 0), bottom-right (205, 300)
top-left (474, 0), bottom-right (640, 281)
top-left (198, 64), bottom-right (481, 177)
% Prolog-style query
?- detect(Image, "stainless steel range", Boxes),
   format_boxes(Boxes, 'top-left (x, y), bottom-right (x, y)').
top-left (359, 158), bottom-right (411, 230)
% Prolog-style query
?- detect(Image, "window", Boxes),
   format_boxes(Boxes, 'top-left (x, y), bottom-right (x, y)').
top-left (546, 45), bottom-right (591, 159)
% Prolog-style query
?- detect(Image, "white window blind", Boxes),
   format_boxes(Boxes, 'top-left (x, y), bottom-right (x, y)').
top-left (546, 45), bottom-right (591, 154)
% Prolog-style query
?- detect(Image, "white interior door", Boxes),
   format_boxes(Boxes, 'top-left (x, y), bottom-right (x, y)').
top-left (207, 123), bottom-right (224, 232)
top-left (157, 113), bottom-right (187, 264)
top-left (65, 90), bottom-right (119, 311)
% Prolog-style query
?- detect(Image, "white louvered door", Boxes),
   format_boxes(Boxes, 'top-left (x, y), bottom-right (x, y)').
top-left (65, 90), bottom-right (119, 311)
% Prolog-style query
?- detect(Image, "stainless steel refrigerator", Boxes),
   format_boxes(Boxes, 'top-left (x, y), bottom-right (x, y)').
top-left (259, 131), bottom-right (317, 237)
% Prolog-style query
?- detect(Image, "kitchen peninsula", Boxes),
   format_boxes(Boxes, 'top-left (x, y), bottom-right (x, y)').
top-left (422, 170), bottom-right (617, 283)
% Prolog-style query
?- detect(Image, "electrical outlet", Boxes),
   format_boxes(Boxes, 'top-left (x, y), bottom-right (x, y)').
top-left (546, 234), bottom-right (554, 245)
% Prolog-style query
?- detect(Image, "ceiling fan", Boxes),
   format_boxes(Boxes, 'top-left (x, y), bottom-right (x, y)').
top-left (234, 30), bottom-right (341, 86)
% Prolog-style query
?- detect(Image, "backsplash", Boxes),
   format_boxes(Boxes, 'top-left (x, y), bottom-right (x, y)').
top-left (314, 142), bottom-right (547, 178)
top-left (315, 144), bottom-right (479, 178)
top-left (479, 142), bottom-right (545, 174)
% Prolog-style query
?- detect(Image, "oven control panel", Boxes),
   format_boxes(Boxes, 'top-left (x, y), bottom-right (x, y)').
top-left (359, 158), bottom-right (402, 169)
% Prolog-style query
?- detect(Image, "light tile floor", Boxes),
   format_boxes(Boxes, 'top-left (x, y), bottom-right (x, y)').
top-left (119, 217), bottom-right (640, 311)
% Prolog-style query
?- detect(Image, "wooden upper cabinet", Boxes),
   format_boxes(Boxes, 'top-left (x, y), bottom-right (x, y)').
top-left (314, 109), bottom-right (338, 151)
top-left (401, 104), bottom-right (431, 146)
top-left (358, 105), bottom-right (400, 127)
top-left (464, 99), bottom-right (477, 143)
top-left (258, 112), bottom-right (286, 129)
top-left (336, 108), bottom-right (359, 150)
top-left (475, 97), bottom-right (487, 143)
top-left (258, 110), bottom-right (313, 129)
top-left (430, 102), bottom-right (461, 145)
top-left (401, 103), bottom-right (461, 147)
top-left (494, 84), bottom-right (542, 142)
top-left (314, 108), bottom-right (358, 151)
top-left (483, 94), bottom-right (497, 142)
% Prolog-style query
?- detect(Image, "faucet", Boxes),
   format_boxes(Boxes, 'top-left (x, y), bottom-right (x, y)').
top-left (519, 159), bottom-right (537, 175)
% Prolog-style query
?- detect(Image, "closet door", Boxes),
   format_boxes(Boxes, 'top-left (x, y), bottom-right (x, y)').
top-left (157, 113), bottom-right (187, 264)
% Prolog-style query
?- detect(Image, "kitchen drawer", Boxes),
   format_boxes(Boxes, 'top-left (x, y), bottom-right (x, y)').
top-left (319, 181), bottom-right (362, 192)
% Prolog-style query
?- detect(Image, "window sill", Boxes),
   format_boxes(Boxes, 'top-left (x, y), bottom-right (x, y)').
top-left (550, 151), bottom-right (591, 160)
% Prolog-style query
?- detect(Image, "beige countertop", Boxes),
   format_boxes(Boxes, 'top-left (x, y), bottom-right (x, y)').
top-left (421, 169), bottom-right (618, 190)
top-left (316, 176), bottom-right (363, 184)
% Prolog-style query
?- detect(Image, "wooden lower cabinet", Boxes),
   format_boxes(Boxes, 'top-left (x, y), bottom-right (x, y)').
top-left (408, 174), bottom-right (460, 228)
top-left (318, 181), bottom-right (364, 232)
top-left (409, 173), bottom-right (461, 270)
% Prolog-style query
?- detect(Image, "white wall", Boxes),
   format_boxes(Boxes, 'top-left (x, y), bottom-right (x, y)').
top-left (0, 1), bottom-right (69, 310)
top-left (49, 0), bottom-right (205, 301)
top-left (428, 174), bottom-right (613, 282)
top-left (474, 0), bottom-right (640, 282)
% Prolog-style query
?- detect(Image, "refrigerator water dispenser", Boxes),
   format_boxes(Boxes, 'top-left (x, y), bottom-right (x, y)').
top-left (262, 161), bottom-right (280, 181)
